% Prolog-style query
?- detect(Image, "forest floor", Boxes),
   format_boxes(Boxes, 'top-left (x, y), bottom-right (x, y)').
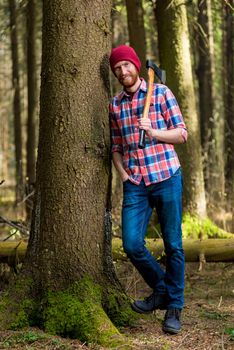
top-left (0, 261), bottom-right (233, 350)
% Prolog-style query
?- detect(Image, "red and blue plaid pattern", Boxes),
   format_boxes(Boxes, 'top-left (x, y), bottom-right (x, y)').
top-left (110, 79), bottom-right (187, 186)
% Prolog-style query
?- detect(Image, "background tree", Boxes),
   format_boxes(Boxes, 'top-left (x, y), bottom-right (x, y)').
top-left (25, 0), bottom-right (38, 220)
top-left (223, 0), bottom-right (234, 231)
top-left (154, 0), bottom-right (207, 218)
top-left (0, 41), bottom-right (10, 184)
top-left (196, 0), bottom-right (224, 213)
top-left (0, 0), bottom-right (134, 346)
top-left (8, 0), bottom-right (24, 204)
top-left (125, 0), bottom-right (147, 78)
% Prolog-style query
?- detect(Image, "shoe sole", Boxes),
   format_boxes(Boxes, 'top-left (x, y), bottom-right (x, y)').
top-left (162, 325), bottom-right (180, 334)
top-left (131, 303), bottom-right (167, 314)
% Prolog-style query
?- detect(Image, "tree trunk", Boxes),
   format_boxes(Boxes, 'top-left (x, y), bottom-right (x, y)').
top-left (197, 0), bottom-right (225, 213)
top-left (8, 0), bottom-right (24, 204)
top-left (223, 0), bottom-right (234, 231)
top-left (0, 1), bottom-right (135, 346)
top-left (111, 1), bottom-right (128, 95)
top-left (26, 0), bottom-right (38, 221)
top-left (125, 0), bottom-right (147, 79)
top-left (0, 43), bottom-right (9, 183)
top-left (155, 0), bottom-right (207, 218)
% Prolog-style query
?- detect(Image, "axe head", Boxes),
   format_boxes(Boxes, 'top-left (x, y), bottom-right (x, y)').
top-left (146, 59), bottom-right (166, 84)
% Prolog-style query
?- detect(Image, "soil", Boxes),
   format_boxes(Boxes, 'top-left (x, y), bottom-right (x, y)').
top-left (0, 261), bottom-right (233, 350)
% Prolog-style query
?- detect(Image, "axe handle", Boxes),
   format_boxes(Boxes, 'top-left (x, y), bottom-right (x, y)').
top-left (139, 68), bottom-right (155, 149)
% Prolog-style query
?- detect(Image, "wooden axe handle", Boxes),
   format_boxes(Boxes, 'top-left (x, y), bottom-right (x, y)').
top-left (142, 67), bottom-right (155, 119)
top-left (138, 67), bottom-right (155, 149)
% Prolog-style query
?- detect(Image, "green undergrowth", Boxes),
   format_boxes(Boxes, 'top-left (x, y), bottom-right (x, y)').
top-left (146, 213), bottom-right (233, 239)
top-left (182, 214), bottom-right (233, 239)
top-left (0, 330), bottom-right (47, 348)
top-left (0, 275), bottom-right (136, 348)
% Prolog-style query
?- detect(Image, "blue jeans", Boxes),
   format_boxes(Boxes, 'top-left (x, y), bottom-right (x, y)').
top-left (122, 168), bottom-right (184, 309)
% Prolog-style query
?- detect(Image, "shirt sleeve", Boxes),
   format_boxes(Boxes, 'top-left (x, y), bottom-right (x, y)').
top-left (109, 103), bottom-right (123, 154)
top-left (160, 87), bottom-right (187, 131)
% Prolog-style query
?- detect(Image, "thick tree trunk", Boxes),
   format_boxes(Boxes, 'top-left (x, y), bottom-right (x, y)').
top-left (125, 0), bottom-right (147, 79)
top-left (26, 0), bottom-right (38, 221)
top-left (27, 0), bottom-right (115, 290)
top-left (197, 0), bottom-right (224, 212)
top-left (0, 1), bottom-right (135, 346)
top-left (223, 0), bottom-right (234, 230)
top-left (8, 0), bottom-right (24, 204)
top-left (155, 0), bottom-right (207, 218)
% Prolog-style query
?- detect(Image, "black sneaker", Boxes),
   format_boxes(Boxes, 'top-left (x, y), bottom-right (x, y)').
top-left (131, 292), bottom-right (167, 314)
top-left (162, 308), bottom-right (182, 334)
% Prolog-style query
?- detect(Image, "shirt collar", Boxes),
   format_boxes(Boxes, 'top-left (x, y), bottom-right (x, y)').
top-left (117, 78), bottom-right (147, 103)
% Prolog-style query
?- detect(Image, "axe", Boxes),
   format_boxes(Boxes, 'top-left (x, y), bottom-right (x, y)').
top-left (138, 60), bottom-right (166, 149)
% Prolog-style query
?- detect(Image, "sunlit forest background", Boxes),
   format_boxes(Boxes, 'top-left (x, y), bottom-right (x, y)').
top-left (0, 1), bottom-right (233, 349)
top-left (0, 0), bottom-right (233, 236)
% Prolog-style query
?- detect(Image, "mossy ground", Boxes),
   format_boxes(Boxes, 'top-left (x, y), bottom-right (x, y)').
top-left (182, 214), bottom-right (234, 239)
top-left (0, 262), bottom-right (233, 349)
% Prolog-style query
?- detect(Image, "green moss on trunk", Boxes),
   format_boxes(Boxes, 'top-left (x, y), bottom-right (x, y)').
top-left (0, 276), bottom-right (36, 330)
top-left (0, 276), bottom-right (136, 348)
top-left (105, 289), bottom-right (138, 328)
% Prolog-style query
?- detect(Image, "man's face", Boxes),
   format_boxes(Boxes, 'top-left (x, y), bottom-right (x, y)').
top-left (113, 60), bottom-right (139, 88)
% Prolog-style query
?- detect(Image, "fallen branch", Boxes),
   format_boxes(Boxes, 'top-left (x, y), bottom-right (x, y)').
top-left (0, 216), bottom-right (29, 235)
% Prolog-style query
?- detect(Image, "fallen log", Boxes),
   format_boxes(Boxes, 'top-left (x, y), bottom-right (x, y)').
top-left (112, 238), bottom-right (234, 262)
top-left (0, 239), bottom-right (234, 267)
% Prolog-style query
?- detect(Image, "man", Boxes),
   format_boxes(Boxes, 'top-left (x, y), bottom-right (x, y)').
top-left (109, 45), bottom-right (188, 334)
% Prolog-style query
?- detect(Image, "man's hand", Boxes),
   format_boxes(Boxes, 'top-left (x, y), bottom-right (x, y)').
top-left (138, 121), bottom-right (188, 144)
top-left (138, 118), bottom-right (153, 138)
top-left (121, 173), bottom-right (130, 182)
top-left (112, 152), bottom-right (130, 182)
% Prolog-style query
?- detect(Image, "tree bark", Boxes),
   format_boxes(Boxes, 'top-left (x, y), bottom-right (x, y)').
top-left (8, 0), bottom-right (24, 204)
top-left (223, 0), bottom-right (234, 230)
top-left (0, 43), bottom-right (10, 181)
top-left (155, 0), bottom-right (207, 218)
top-left (125, 0), bottom-right (147, 79)
top-left (26, 0), bottom-right (38, 220)
top-left (197, 0), bottom-right (225, 212)
top-left (27, 0), bottom-right (115, 290)
top-left (0, 1), bottom-right (135, 346)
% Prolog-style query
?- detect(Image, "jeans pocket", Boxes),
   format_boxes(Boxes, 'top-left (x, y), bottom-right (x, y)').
top-left (172, 168), bottom-right (182, 177)
top-left (123, 179), bottom-right (130, 185)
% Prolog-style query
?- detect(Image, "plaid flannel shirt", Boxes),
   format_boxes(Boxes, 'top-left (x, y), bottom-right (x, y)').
top-left (110, 79), bottom-right (187, 186)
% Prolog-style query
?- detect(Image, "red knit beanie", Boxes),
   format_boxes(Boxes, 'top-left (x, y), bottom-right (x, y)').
top-left (109, 45), bottom-right (141, 73)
